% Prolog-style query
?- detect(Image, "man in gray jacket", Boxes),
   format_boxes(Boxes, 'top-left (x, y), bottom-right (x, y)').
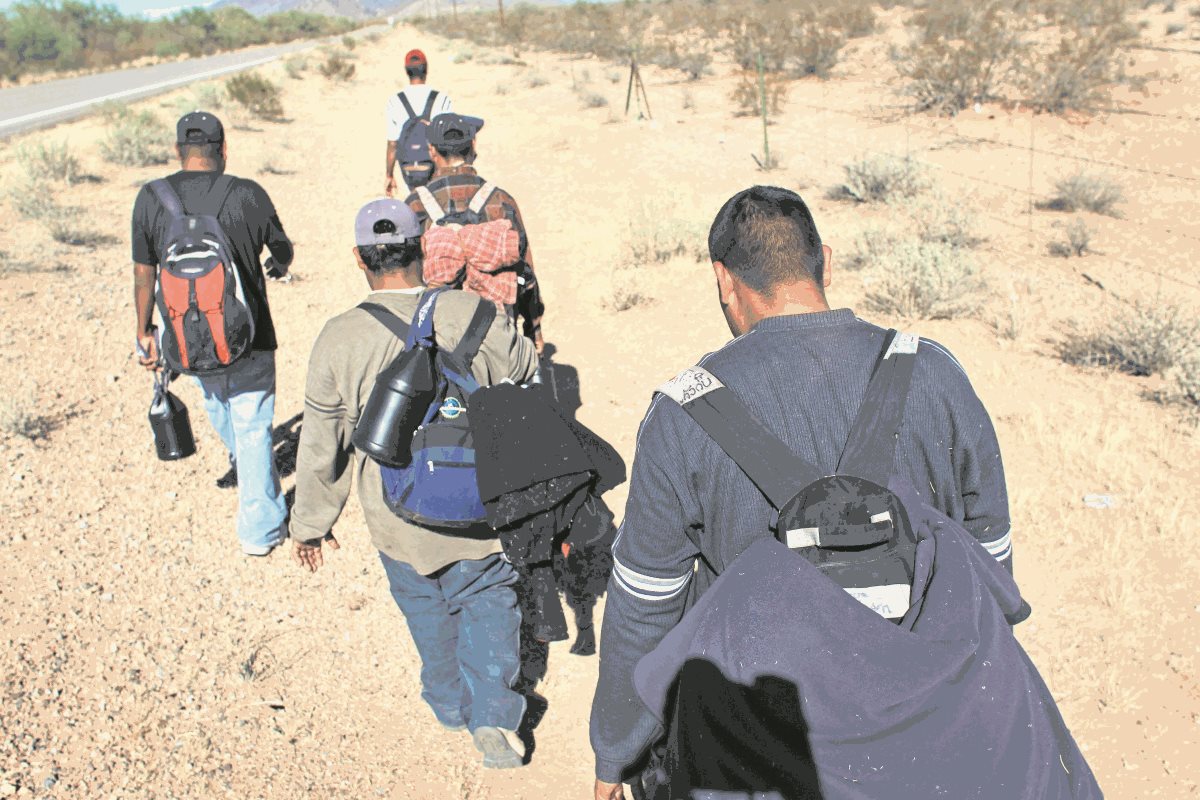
top-left (290, 199), bottom-right (537, 769)
top-left (589, 186), bottom-right (1013, 799)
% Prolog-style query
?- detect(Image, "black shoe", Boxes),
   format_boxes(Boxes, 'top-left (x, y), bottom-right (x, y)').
top-left (216, 465), bottom-right (238, 489)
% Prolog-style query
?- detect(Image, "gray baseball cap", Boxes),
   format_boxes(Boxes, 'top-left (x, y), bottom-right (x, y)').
top-left (355, 199), bottom-right (422, 246)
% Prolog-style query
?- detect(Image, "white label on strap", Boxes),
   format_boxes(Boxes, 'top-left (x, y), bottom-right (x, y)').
top-left (869, 511), bottom-right (892, 524)
top-left (845, 584), bottom-right (911, 619)
top-left (785, 527), bottom-right (820, 549)
top-left (885, 331), bottom-right (919, 358)
top-left (657, 366), bottom-right (724, 405)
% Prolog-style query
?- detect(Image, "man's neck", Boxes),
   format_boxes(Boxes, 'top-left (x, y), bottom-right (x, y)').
top-left (745, 284), bottom-right (831, 328)
top-left (366, 273), bottom-right (422, 292)
top-left (180, 160), bottom-right (223, 173)
top-left (410, 78), bottom-right (426, 86)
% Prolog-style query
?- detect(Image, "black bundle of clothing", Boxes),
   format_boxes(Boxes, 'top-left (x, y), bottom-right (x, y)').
top-left (471, 382), bottom-right (626, 644)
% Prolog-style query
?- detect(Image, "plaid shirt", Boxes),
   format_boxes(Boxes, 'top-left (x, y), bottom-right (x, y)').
top-left (405, 165), bottom-right (544, 334)
top-left (423, 219), bottom-right (521, 307)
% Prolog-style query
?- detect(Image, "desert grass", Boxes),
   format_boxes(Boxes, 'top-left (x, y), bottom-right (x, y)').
top-left (1047, 218), bottom-right (1093, 257)
top-left (1058, 301), bottom-right (1200, 376)
top-left (16, 140), bottom-right (83, 186)
top-left (225, 74), bottom-right (284, 121)
top-left (99, 106), bottom-right (169, 167)
top-left (863, 239), bottom-right (986, 320)
top-left (1040, 172), bottom-right (1124, 216)
top-left (832, 154), bottom-right (930, 204)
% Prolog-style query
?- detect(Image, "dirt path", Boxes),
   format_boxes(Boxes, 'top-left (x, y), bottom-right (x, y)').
top-left (1, 16), bottom-right (1198, 799)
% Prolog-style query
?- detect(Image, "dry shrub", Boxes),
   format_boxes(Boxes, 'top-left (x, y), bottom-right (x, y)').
top-left (225, 73), bottom-right (283, 120)
top-left (319, 54), bottom-right (356, 82)
top-left (823, 2), bottom-right (876, 38)
top-left (100, 107), bottom-right (169, 167)
top-left (1058, 302), bottom-right (1200, 376)
top-left (863, 240), bottom-right (986, 320)
top-left (524, 72), bottom-right (549, 88)
top-left (894, 2), bottom-right (1025, 115)
top-left (832, 155), bottom-right (929, 204)
top-left (847, 226), bottom-right (901, 271)
top-left (730, 71), bottom-right (788, 117)
top-left (644, 41), bottom-right (712, 81)
top-left (1040, 172), bottom-right (1124, 216)
top-left (579, 90), bottom-right (609, 109)
top-left (723, 3), bottom-right (845, 79)
top-left (606, 281), bottom-right (648, 313)
top-left (1, 398), bottom-right (54, 441)
top-left (9, 177), bottom-right (59, 220)
top-left (910, 194), bottom-right (980, 248)
top-left (17, 140), bottom-right (82, 185)
top-left (284, 56), bottom-right (307, 79)
top-left (1022, 2), bottom-right (1139, 114)
top-left (626, 214), bottom-right (708, 265)
top-left (1047, 218), bottom-right (1092, 257)
top-left (1161, 353), bottom-right (1200, 408)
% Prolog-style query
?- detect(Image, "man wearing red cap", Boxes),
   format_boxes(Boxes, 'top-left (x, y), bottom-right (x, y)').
top-left (386, 49), bottom-right (454, 197)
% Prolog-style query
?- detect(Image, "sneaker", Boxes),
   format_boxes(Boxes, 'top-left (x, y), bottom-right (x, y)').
top-left (242, 540), bottom-right (282, 557)
top-left (471, 726), bottom-right (526, 769)
top-left (216, 462), bottom-right (238, 490)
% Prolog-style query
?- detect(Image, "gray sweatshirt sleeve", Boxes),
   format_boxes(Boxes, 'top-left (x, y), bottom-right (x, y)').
top-left (590, 397), bottom-right (702, 782)
top-left (959, 402), bottom-right (1012, 574)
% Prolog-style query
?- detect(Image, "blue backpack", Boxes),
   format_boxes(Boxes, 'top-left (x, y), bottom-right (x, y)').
top-left (361, 288), bottom-right (497, 530)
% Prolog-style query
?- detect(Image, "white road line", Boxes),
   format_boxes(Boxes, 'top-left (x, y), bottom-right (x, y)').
top-left (0, 53), bottom-right (279, 130)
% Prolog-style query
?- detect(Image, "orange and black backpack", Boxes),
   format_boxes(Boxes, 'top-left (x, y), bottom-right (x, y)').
top-left (149, 176), bottom-right (254, 376)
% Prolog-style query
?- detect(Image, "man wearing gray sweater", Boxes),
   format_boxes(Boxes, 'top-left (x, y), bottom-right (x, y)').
top-left (589, 186), bottom-right (1012, 799)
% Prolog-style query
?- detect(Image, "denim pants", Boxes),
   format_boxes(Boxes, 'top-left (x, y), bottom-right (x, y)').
top-left (193, 350), bottom-right (287, 549)
top-left (379, 552), bottom-right (526, 733)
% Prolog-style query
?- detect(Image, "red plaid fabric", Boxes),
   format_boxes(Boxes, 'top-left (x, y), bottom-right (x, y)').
top-left (422, 219), bottom-right (520, 306)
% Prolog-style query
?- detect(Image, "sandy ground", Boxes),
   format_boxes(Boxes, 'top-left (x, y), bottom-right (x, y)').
top-left (1, 8), bottom-right (1199, 799)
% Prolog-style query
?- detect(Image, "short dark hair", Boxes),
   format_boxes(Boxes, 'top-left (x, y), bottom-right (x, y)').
top-left (358, 241), bottom-right (421, 275)
top-left (406, 63), bottom-right (428, 81)
top-left (178, 141), bottom-right (222, 162)
top-left (708, 186), bottom-right (825, 295)
top-left (433, 141), bottom-right (474, 160)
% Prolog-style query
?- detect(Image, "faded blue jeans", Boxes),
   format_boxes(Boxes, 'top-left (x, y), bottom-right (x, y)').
top-left (379, 552), bottom-right (526, 733)
top-left (193, 350), bottom-right (287, 549)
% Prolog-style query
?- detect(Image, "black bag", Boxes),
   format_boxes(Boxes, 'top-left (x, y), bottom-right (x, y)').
top-left (656, 329), bottom-right (923, 622)
top-left (397, 90), bottom-right (440, 190)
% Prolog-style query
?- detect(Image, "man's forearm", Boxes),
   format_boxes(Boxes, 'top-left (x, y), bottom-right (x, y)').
top-left (386, 141), bottom-right (398, 178)
top-left (133, 262), bottom-right (156, 334)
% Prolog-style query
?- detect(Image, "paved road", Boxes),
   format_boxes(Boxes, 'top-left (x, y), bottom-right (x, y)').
top-left (0, 25), bottom-right (387, 139)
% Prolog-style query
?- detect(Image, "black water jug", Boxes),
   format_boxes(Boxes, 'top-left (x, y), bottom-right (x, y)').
top-left (352, 346), bottom-right (437, 468)
top-left (149, 372), bottom-right (196, 461)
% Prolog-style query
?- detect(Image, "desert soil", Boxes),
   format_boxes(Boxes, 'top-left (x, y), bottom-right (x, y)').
top-left (1, 7), bottom-right (1198, 799)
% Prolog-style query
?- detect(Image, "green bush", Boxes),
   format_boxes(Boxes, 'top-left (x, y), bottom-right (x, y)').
top-left (0, 0), bottom-right (356, 81)
top-left (225, 73), bottom-right (284, 120)
top-left (863, 240), bottom-right (986, 320)
top-left (100, 108), bottom-right (170, 167)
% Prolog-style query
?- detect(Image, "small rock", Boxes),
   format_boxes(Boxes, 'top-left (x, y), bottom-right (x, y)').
top-left (165, 491), bottom-right (177, 500)
top-left (77, 520), bottom-right (89, 530)
top-left (1082, 494), bottom-right (1118, 510)
top-left (106, 375), bottom-right (119, 384)
top-left (0, 782), bottom-right (15, 797)
top-left (100, 593), bottom-right (113, 603)
top-left (11, 474), bottom-right (23, 484)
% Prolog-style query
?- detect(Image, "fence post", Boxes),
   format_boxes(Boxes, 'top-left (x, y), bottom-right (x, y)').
top-left (758, 51), bottom-right (770, 169)
top-left (1027, 113), bottom-right (1035, 248)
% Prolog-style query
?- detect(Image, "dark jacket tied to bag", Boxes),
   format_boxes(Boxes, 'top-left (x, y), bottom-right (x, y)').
top-left (471, 382), bottom-right (626, 643)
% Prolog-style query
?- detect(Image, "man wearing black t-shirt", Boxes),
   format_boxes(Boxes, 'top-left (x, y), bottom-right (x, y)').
top-left (131, 111), bottom-right (295, 557)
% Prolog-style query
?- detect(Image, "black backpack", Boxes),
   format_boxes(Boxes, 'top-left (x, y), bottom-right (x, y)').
top-left (149, 176), bottom-right (255, 376)
top-left (397, 90), bottom-right (440, 190)
top-left (656, 329), bottom-right (923, 620)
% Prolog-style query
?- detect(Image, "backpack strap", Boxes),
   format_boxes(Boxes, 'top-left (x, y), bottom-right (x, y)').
top-left (415, 185), bottom-right (446, 223)
top-left (655, 367), bottom-right (822, 510)
top-left (398, 92), bottom-right (418, 120)
top-left (148, 178), bottom-right (186, 221)
top-left (407, 286), bottom-right (444, 349)
top-left (468, 182), bottom-right (497, 216)
top-left (421, 90), bottom-right (439, 120)
top-left (357, 302), bottom-right (411, 341)
top-left (836, 330), bottom-right (919, 486)
top-left (449, 297), bottom-right (496, 372)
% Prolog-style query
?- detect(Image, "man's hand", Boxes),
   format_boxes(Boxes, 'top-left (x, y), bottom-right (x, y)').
top-left (265, 256), bottom-right (289, 282)
top-left (135, 329), bottom-right (159, 372)
top-left (532, 318), bottom-right (545, 356)
top-left (385, 175), bottom-right (397, 198)
top-left (293, 534), bottom-right (340, 573)
top-left (594, 780), bottom-right (625, 800)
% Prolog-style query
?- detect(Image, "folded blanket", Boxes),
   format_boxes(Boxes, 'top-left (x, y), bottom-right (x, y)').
top-left (423, 219), bottom-right (521, 307)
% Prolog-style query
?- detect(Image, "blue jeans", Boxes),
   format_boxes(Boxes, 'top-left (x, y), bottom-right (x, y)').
top-left (379, 552), bottom-right (526, 733)
top-left (193, 350), bottom-right (287, 549)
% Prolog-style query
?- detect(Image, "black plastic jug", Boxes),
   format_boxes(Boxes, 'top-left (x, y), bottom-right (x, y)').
top-left (149, 372), bottom-right (196, 461)
top-left (352, 346), bottom-right (437, 468)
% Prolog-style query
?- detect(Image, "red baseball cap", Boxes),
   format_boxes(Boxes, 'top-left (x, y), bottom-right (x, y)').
top-left (405, 49), bottom-right (427, 67)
